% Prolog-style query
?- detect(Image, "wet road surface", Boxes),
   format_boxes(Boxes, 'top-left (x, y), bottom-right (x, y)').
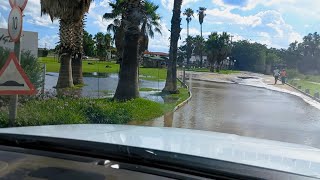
top-left (145, 80), bottom-right (320, 148)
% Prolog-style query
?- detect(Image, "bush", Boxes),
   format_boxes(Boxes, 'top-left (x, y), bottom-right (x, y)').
top-left (286, 69), bottom-right (303, 79)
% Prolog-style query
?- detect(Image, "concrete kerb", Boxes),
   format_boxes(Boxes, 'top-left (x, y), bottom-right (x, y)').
top-left (174, 78), bottom-right (193, 111)
top-left (285, 82), bottom-right (320, 103)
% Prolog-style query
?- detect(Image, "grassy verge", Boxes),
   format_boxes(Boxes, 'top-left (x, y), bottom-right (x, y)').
top-left (0, 98), bottom-right (167, 127)
top-left (186, 67), bottom-right (240, 74)
top-left (0, 82), bottom-right (191, 127)
top-left (39, 57), bottom-right (167, 81)
top-left (289, 79), bottom-right (320, 95)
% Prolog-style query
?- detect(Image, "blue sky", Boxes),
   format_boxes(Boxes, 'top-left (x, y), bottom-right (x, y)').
top-left (0, 0), bottom-right (320, 53)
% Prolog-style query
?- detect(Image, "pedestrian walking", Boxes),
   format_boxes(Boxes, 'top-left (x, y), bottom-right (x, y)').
top-left (273, 67), bottom-right (280, 85)
top-left (281, 69), bottom-right (287, 85)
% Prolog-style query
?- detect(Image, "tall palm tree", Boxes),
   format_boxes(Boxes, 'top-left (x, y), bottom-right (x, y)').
top-left (40, 0), bottom-right (92, 88)
top-left (114, 0), bottom-right (143, 101)
top-left (183, 8), bottom-right (194, 67)
top-left (163, 0), bottom-right (183, 94)
top-left (197, 7), bottom-right (206, 67)
top-left (72, 17), bottom-right (84, 85)
top-left (139, 1), bottom-right (162, 62)
top-left (104, 0), bottom-right (161, 65)
top-left (103, 0), bottom-right (127, 64)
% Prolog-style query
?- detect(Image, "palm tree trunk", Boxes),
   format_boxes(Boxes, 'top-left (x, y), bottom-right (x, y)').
top-left (114, 0), bottom-right (140, 101)
top-left (72, 53), bottom-right (83, 85)
top-left (72, 18), bottom-right (84, 85)
top-left (56, 18), bottom-right (74, 88)
top-left (187, 22), bottom-right (190, 68)
top-left (163, 0), bottom-right (182, 94)
top-left (57, 53), bottom-right (73, 88)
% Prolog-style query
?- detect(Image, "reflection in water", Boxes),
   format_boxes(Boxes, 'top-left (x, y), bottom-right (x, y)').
top-left (144, 80), bottom-right (320, 148)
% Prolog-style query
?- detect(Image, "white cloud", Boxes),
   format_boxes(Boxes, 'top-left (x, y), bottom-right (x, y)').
top-left (161, 0), bottom-right (200, 11)
top-left (206, 8), bottom-right (261, 27)
top-left (0, 13), bottom-right (6, 28)
top-left (39, 35), bottom-right (59, 49)
top-left (149, 21), bottom-right (171, 52)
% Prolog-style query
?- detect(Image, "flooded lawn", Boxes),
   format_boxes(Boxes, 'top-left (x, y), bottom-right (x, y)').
top-left (45, 72), bottom-right (166, 102)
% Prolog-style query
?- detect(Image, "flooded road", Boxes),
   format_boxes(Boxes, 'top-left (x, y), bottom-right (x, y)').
top-left (145, 80), bottom-right (320, 148)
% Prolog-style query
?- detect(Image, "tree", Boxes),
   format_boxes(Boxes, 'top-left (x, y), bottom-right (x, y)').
top-left (192, 35), bottom-right (205, 66)
top-left (183, 8), bottom-right (194, 67)
top-left (103, 0), bottom-right (127, 64)
top-left (197, 7), bottom-right (206, 67)
top-left (231, 40), bottom-right (267, 73)
top-left (40, 0), bottom-right (92, 88)
top-left (104, 0), bottom-right (161, 65)
top-left (163, 0), bottom-right (183, 94)
top-left (114, 0), bottom-right (143, 101)
top-left (94, 32), bottom-right (112, 61)
top-left (83, 30), bottom-right (95, 57)
top-left (205, 32), bottom-right (232, 72)
top-left (139, 1), bottom-right (162, 62)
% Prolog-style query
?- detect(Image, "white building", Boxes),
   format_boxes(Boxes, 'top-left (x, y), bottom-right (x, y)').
top-left (0, 28), bottom-right (38, 57)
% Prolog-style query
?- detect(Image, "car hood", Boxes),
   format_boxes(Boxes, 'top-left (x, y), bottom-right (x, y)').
top-left (0, 124), bottom-right (319, 178)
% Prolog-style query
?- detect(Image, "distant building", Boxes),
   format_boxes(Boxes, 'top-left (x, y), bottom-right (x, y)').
top-left (144, 51), bottom-right (169, 58)
top-left (185, 55), bottom-right (208, 67)
top-left (143, 51), bottom-right (168, 68)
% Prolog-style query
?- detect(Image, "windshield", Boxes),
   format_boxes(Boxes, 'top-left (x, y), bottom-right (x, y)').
top-left (1, 0), bottom-right (320, 178)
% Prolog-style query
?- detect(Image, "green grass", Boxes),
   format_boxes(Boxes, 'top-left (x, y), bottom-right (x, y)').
top-left (187, 67), bottom-right (240, 74)
top-left (39, 57), bottom-right (167, 81)
top-left (0, 98), bottom-right (167, 127)
top-left (289, 79), bottom-right (320, 96)
top-left (40, 57), bottom-right (120, 74)
top-left (0, 81), bottom-right (191, 127)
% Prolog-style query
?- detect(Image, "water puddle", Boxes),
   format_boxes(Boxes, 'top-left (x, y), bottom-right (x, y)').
top-left (44, 72), bottom-right (166, 103)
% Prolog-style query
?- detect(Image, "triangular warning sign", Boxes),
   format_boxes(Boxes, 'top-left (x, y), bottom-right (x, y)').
top-left (0, 52), bottom-right (36, 95)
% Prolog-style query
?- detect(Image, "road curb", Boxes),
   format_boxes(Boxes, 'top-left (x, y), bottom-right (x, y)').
top-left (285, 82), bottom-right (320, 103)
top-left (174, 78), bottom-right (193, 112)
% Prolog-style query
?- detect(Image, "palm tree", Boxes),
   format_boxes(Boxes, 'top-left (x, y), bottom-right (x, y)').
top-left (183, 8), bottom-right (194, 67)
top-left (197, 7), bottom-right (206, 67)
top-left (139, 1), bottom-right (162, 62)
top-left (40, 0), bottom-right (92, 88)
top-left (192, 35), bottom-right (205, 66)
top-left (113, 0), bottom-right (143, 101)
top-left (163, 0), bottom-right (183, 94)
top-left (72, 17), bottom-right (84, 85)
top-left (104, 0), bottom-right (161, 65)
top-left (206, 32), bottom-right (231, 72)
top-left (103, 0), bottom-right (127, 64)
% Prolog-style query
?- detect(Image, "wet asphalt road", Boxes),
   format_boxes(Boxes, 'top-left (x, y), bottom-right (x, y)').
top-left (145, 80), bottom-right (320, 148)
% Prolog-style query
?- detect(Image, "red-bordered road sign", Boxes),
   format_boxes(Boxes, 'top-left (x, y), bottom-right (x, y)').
top-left (9, 0), bottom-right (28, 11)
top-left (8, 6), bottom-right (23, 43)
top-left (0, 52), bottom-right (36, 95)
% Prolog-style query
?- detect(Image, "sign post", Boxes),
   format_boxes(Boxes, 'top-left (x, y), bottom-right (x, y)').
top-left (3, 0), bottom-right (31, 126)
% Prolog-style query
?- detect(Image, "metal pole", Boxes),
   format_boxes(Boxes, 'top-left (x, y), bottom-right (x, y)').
top-left (41, 64), bottom-right (46, 95)
top-left (9, 38), bottom-right (21, 127)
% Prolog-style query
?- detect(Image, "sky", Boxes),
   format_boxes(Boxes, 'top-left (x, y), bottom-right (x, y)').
top-left (0, 0), bottom-right (320, 53)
